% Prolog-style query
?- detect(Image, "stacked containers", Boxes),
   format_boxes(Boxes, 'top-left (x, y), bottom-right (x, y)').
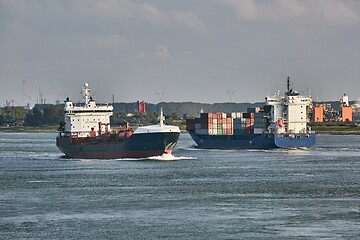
top-left (233, 113), bottom-right (246, 135)
top-left (189, 110), bottom-right (266, 136)
top-left (186, 119), bottom-right (195, 130)
top-left (243, 111), bottom-right (254, 136)
top-left (223, 117), bottom-right (233, 135)
top-left (191, 111), bottom-right (268, 136)
top-left (193, 112), bottom-right (235, 135)
top-left (253, 108), bottom-right (266, 135)
top-left (195, 117), bottom-right (205, 134)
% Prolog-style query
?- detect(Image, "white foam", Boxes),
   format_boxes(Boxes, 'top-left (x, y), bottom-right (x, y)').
top-left (147, 153), bottom-right (196, 161)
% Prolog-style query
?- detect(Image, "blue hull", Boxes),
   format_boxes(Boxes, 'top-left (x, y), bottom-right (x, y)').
top-left (274, 133), bottom-right (316, 148)
top-left (188, 131), bottom-right (316, 149)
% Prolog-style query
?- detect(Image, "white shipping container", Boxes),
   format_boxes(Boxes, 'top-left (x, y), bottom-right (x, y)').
top-left (254, 128), bottom-right (264, 135)
top-left (212, 128), bottom-right (218, 135)
top-left (231, 112), bottom-right (242, 119)
top-left (231, 112), bottom-right (243, 119)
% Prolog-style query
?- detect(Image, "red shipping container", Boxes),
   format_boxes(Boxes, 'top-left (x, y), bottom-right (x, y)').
top-left (246, 118), bottom-right (252, 128)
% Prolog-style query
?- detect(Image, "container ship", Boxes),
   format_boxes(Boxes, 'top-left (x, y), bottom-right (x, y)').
top-left (186, 78), bottom-right (316, 149)
top-left (56, 83), bottom-right (180, 159)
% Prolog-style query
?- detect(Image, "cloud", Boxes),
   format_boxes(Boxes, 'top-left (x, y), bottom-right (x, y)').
top-left (136, 45), bottom-right (172, 61)
top-left (78, 0), bottom-right (208, 33)
top-left (89, 35), bottom-right (126, 48)
top-left (79, 0), bottom-right (168, 24)
top-left (154, 45), bottom-right (171, 61)
top-left (1, 0), bottom-right (209, 35)
top-left (215, 0), bottom-right (360, 26)
top-left (171, 10), bottom-right (209, 34)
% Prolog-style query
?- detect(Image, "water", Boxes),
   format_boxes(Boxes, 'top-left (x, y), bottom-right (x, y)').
top-left (1, 133), bottom-right (360, 239)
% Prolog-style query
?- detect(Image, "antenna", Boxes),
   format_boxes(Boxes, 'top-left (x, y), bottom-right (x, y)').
top-left (287, 76), bottom-right (290, 92)
top-left (159, 107), bottom-right (164, 127)
top-left (22, 80), bottom-right (26, 106)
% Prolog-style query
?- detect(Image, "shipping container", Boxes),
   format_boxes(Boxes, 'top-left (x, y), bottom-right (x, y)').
top-left (186, 119), bottom-right (195, 130)
top-left (231, 112), bottom-right (243, 119)
top-left (208, 128), bottom-right (215, 135)
top-left (243, 112), bottom-right (254, 119)
top-left (212, 128), bottom-right (218, 135)
top-left (195, 128), bottom-right (209, 135)
top-left (200, 113), bottom-right (209, 119)
top-left (254, 127), bottom-right (264, 135)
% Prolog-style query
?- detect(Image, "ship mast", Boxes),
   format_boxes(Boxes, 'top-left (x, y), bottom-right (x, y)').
top-left (159, 107), bottom-right (164, 127)
top-left (287, 76), bottom-right (290, 93)
top-left (82, 83), bottom-right (91, 107)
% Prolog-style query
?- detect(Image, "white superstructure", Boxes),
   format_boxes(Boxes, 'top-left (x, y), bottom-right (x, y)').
top-left (341, 94), bottom-right (349, 106)
top-left (133, 108), bottom-right (181, 134)
top-left (265, 78), bottom-right (312, 134)
top-left (62, 83), bottom-right (113, 137)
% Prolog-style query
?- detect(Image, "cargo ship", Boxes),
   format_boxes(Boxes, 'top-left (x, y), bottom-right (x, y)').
top-left (56, 83), bottom-right (180, 159)
top-left (186, 78), bottom-right (316, 149)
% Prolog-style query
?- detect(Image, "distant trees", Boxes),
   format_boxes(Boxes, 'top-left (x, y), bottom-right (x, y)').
top-left (1, 101), bottom-right (264, 128)
top-left (24, 106), bottom-right (44, 126)
top-left (24, 105), bottom-right (63, 126)
top-left (0, 107), bottom-right (27, 126)
top-left (0, 104), bottom-right (64, 127)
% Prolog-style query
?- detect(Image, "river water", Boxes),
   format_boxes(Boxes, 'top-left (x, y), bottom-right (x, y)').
top-left (1, 132), bottom-right (360, 239)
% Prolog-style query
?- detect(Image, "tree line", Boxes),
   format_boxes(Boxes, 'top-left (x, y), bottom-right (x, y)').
top-left (0, 100), bottom-right (345, 128)
top-left (0, 105), bottom-right (63, 127)
top-left (0, 102), bottom-right (192, 127)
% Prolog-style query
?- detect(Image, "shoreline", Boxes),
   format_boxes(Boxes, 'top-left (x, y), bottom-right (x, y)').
top-left (0, 126), bottom-right (57, 133)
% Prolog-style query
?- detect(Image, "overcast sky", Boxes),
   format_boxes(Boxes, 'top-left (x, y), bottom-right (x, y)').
top-left (1, 0), bottom-right (360, 106)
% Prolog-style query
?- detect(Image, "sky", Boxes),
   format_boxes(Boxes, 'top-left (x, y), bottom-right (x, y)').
top-left (1, 0), bottom-right (360, 106)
